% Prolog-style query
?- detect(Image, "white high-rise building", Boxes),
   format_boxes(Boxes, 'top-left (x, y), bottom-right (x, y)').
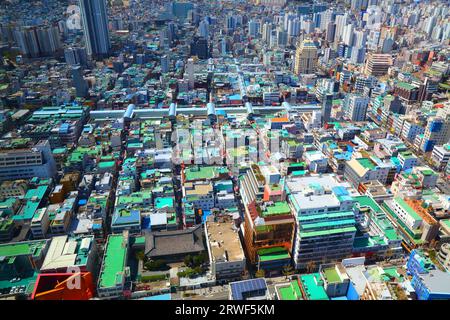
top-left (344, 94), bottom-right (370, 121)
top-left (334, 13), bottom-right (349, 42)
top-left (342, 24), bottom-right (354, 46)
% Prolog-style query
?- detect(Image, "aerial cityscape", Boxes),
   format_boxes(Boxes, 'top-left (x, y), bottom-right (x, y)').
top-left (0, 0), bottom-right (450, 303)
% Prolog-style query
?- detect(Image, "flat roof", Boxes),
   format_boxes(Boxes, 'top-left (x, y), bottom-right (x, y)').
top-left (420, 269), bottom-right (450, 294)
top-left (357, 158), bottom-right (376, 170)
top-left (299, 273), bottom-right (328, 300)
top-left (230, 278), bottom-right (267, 300)
top-left (98, 235), bottom-right (127, 288)
top-left (184, 166), bottom-right (220, 181)
top-left (301, 226), bottom-right (357, 238)
top-left (354, 195), bottom-right (383, 213)
top-left (257, 246), bottom-right (290, 262)
top-left (0, 241), bottom-right (46, 258)
top-left (263, 202), bottom-right (291, 216)
top-left (323, 267), bottom-right (342, 283)
top-left (206, 220), bottom-right (244, 262)
top-left (278, 280), bottom-right (302, 300)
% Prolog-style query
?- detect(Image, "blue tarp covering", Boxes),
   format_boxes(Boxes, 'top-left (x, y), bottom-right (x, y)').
top-left (202, 210), bottom-right (212, 223)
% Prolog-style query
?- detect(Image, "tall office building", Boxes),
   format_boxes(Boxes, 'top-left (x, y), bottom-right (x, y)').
top-left (344, 94), bottom-right (370, 121)
top-left (325, 21), bottom-right (336, 42)
top-left (287, 18), bottom-right (301, 37)
top-left (262, 23), bottom-right (273, 43)
top-left (334, 13), bottom-right (349, 43)
top-left (220, 38), bottom-right (227, 56)
top-left (322, 94), bottom-right (333, 124)
top-left (294, 39), bottom-right (318, 75)
top-left (199, 19), bottom-right (209, 38)
top-left (248, 20), bottom-right (260, 38)
top-left (319, 9), bottom-right (335, 31)
top-left (342, 24), bottom-right (354, 46)
top-left (353, 29), bottom-right (367, 48)
top-left (79, 0), bottom-right (111, 58)
top-left (161, 55), bottom-right (169, 73)
top-left (277, 29), bottom-right (288, 47)
top-left (227, 15), bottom-right (236, 32)
top-left (14, 28), bottom-right (40, 58)
top-left (35, 26), bottom-right (62, 56)
top-left (190, 36), bottom-right (209, 59)
top-left (72, 66), bottom-right (89, 98)
top-left (364, 53), bottom-right (393, 76)
top-left (64, 47), bottom-right (88, 67)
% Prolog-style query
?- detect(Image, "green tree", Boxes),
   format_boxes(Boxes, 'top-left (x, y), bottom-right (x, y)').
top-left (306, 261), bottom-right (316, 273)
top-left (184, 255), bottom-right (193, 267)
top-left (193, 254), bottom-right (205, 267)
top-left (255, 269), bottom-right (265, 278)
top-left (135, 251), bottom-right (146, 262)
top-left (282, 265), bottom-right (294, 278)
top-left (144, 259), bottom-right (168, 271)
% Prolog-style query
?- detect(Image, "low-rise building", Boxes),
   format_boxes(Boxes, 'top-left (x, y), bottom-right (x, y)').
top-left (205, 215), bottom-right (246, 283)
top-left (144, 225), bottom-right (206, 262)
top-left (229, 278), bottom-right (270, 300)
top-left (407, 249), bottom-right (450, 300)
top-left (30, 208), bottom-right (50, 239)
top-left (0, 180), bottom-right (28, 199)
top-left (431, 144), bottom-right (450, 171)
top-left (97, 233), bottom-right (129, 298)
top-left (40, 235), bottom-right (98, 274)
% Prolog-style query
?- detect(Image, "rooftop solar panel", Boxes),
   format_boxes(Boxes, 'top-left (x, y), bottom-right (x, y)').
top-left (230, 278), bottom-right (267, 300)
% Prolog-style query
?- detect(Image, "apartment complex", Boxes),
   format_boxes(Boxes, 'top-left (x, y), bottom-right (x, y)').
top-left (0, 140), bottom-right (57, 181)
top-left (294, 39), bottom-right (318, 75)
top-left (364, 53), bottom-right (393, 76)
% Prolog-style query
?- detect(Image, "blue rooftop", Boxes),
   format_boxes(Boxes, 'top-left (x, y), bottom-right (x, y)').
top-left (230, 278), bottom-right (267, 300)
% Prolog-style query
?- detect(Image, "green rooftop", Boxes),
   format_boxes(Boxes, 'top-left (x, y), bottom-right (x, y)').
top-left (354, 196), bottom-right (383, 212)
top-left (442, 219), bottom-right (450, 230)
top-left (302, 226), bottom-right (357, 238)
top-left (155, 197), bottom-right (174, 209)
top-left (299, 273), bottom-right (328, 300)
top-left (396, 82), bottom-right (417, 91)
top-left (278, 280), bottom-right (302, 300)
top-left (262, 202), bottom-right (291, 217)
top-left (382, 202), bottom-right (424, 245)
top-left (99, 235), bottom-right (128, 289)
top-left (184, 166), bottom-right (219, 181)
top-left (323, 267), bottom-right (341, 283)
top-left (357, 158), bottom-right (376, 170)
top-left (0, 240), bottom-right (47, 258)
top-left (257, 246), bottom-right (290, 262)
top-left (99, 161), bottom-right (115, 169)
